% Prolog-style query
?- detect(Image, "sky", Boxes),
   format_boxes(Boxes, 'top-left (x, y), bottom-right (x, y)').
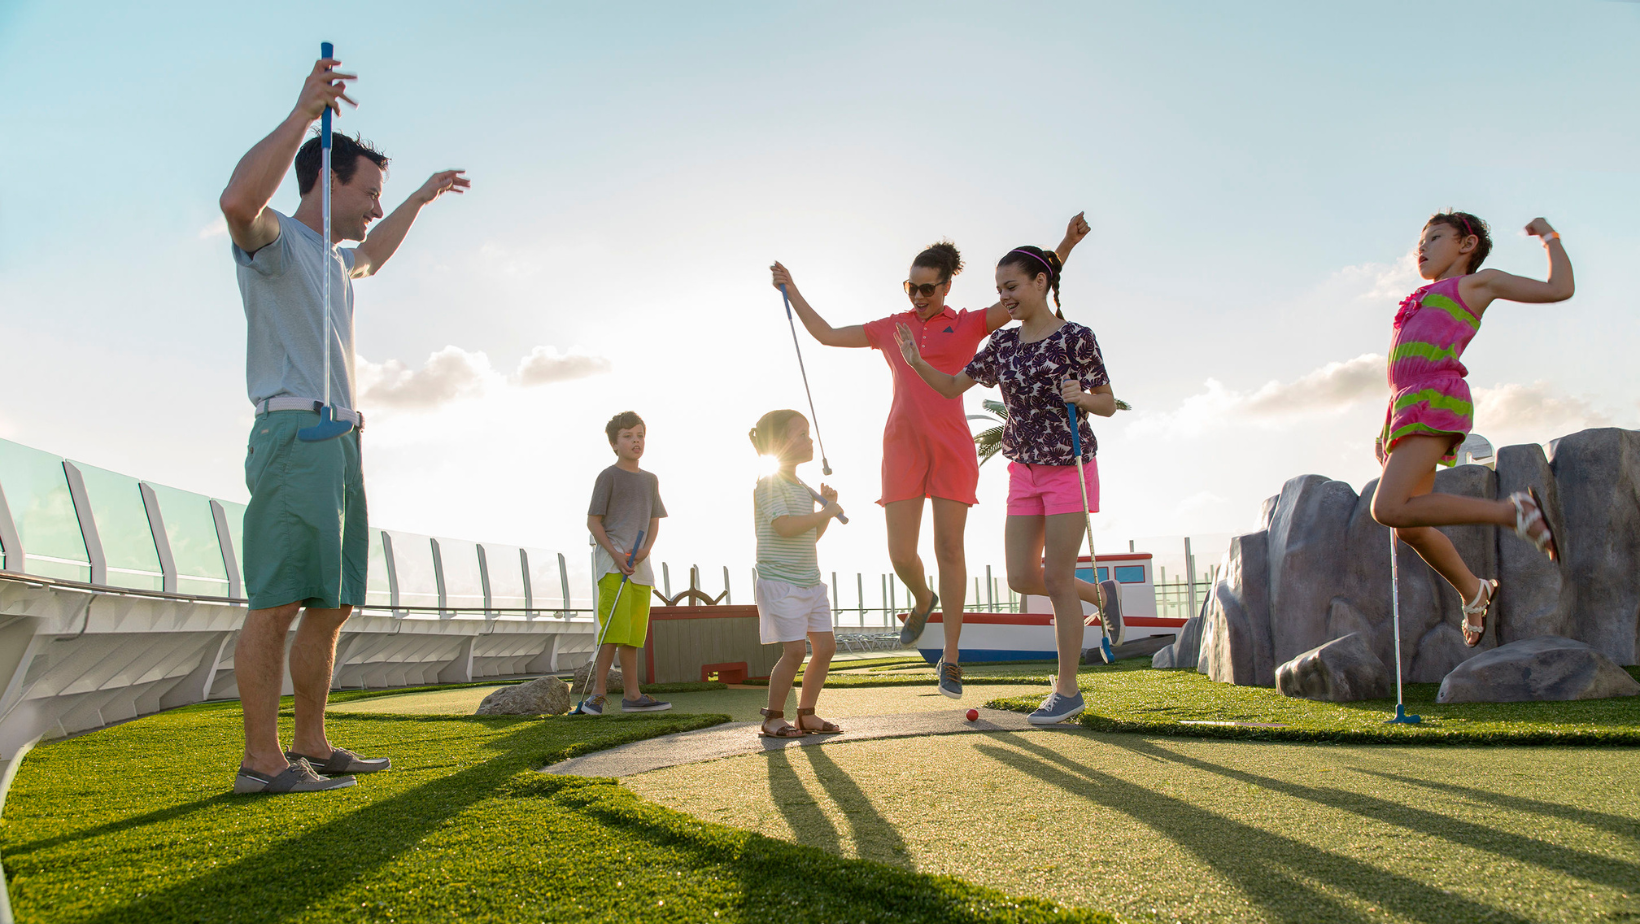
top-left (1, 2), bottom-right (1636, 607)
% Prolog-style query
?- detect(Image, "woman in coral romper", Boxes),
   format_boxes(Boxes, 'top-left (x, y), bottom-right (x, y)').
top-left (769, 214), bottom-right (1088, 698)
top-left (1370, 211), bottom-right (1572, 647)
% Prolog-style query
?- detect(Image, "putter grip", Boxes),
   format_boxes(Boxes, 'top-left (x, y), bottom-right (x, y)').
top-left (779, 283), bottom-right (792, 320)
top-left (320, 43), bottom-right (334, 145)
top-left (1067, 401), bottom-right (1082, 458)
top-left (626, 529), bottom-right (646, 568)
top-left (804, 485), bottom-right (847, 524)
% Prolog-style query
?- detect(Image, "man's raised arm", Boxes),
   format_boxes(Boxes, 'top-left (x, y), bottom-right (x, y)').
top-left (219, 58), bottom-right (356, 254)
top-left (351, 168), bottom-right (469, 278)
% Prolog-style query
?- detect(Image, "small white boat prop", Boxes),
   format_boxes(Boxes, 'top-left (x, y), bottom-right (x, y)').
top-left (901, 553), bottom-right (1184, 664)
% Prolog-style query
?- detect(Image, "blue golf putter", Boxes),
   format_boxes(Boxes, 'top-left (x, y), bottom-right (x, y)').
top-left (1386, 531), bottom-right (1422, 724)
top-left (298, 41), bottom-right (356, 444)
top-left (571, 529), bottom-right (646, 715)
top-left (1067, 402), bottom-right (1117, 664)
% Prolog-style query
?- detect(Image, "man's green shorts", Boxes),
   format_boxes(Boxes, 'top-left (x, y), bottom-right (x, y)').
top-left (243, 410), bottom-right (368, 611)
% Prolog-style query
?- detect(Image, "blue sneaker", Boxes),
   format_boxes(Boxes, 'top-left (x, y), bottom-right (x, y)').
top-left (937, 659), bottom-right (963, 699)
top-left (900, 592), bottom-right (938, 647)
top-left (621, 694), bottom-right (672, 713)
top-left (577, 694), bottom-right (605, 716)
top-left (1028, 691), bottom-right (1086, 725)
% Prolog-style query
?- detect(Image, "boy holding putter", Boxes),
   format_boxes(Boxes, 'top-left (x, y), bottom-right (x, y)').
top-left (584, 411), bottom-right (671, 714)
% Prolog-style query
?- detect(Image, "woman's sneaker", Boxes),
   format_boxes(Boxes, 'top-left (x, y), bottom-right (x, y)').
top-left (1028, 691), bottom-right (1086, 725)
top-left (937, 659), bottom-right (963, 699)
top-left (900, 593), bottom-right (939, 647)
top-left (622, 694), bottom-right (673, 712)
top-left (578, 694), bottom-right (606, 716)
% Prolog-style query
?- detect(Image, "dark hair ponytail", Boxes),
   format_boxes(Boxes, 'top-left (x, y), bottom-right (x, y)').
top-left (1425, 210), bottom-right (1492, 273)
top-left (912, 240), bottom-right (964, 284)
top-left (748, 409), bottom-right (806, 456)
top-left (997, 245), bottom-right (1064, 318)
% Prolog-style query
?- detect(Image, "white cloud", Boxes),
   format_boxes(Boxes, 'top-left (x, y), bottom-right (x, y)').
top-left (356, 343), bottom-right (614, 412)
top-left (1128, 353), bottom-right (1386, 438)
top-left (1473, 381), bottom-right (1611, 441)
top-left (511, 345), bottom-right (613, 386)
top-left (197, 217), bottom-right (228, 239)
top-left (1326, 249), bottom-right (1420, 304)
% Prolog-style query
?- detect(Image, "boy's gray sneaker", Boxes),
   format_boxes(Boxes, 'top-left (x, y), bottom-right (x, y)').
top-left (233, 758), bottom-right (355, 795)
top-left (937, 659), bottom-right (963, 699)
top-left (622, 694), bottom-right (672, 713)
top-left (285, 747), bottom-right (390, 775)
top-left (900, 592), bottom-right (938, 647)
top-left (578, 694), bottom-right (606, 716)
top-left (1028, 691), bottom-right (1086, 726)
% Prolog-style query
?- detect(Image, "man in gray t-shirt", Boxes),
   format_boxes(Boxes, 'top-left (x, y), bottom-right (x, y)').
top-left (219, 54), bottom-right (469, 795)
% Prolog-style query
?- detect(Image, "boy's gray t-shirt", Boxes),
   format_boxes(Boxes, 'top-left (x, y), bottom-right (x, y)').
top-left (588, 465), bottom-right (667, 587)
top-left (233, 209), bottom-right (359, 410)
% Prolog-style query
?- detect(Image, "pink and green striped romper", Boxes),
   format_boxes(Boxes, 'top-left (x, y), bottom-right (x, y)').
top-left (1379, 275), bottom-right (1478, 467)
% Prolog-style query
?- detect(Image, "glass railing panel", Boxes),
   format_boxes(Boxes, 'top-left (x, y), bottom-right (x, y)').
top-left (217, 499), bottom-right (247, 583)
top-left (74, 463), bottom-right (163, 591)
top-left (0, 439), bottom-right (89, 581)
top-left (385, 530), bottom-right (438, 611)
top-left (437, 537), bottom-right (484, 611)
top-left (481, 543), bottom-right (527, 610)
top-left (366, 530), bottom-right (392, 608)
top-left (524, 546), bottom-right (567, 614)
top-left (146, 483), bottom-right (229, 596)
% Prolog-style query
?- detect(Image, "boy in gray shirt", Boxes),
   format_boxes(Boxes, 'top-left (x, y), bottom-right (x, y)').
top-left (583, 411), bottom-right (670, 714)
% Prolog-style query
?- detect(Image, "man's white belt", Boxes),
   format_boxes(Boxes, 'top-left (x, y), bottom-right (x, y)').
top-left (254, 397), bottom-right (364, 429)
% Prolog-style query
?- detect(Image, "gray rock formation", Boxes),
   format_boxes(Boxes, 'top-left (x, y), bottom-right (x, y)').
top-left (1152, 614), bottom-right (1204, 670)
top-left (1436, 636), bottom-right (1640, 704)
top-left (475, 676), bottom-right (572, 716)
top-left (572, 661), bottom-right (623, 694)
top-left (1274, 633), bottom-right (1391, 702)
top-left (1197, 427), bottom-right (1640, 697)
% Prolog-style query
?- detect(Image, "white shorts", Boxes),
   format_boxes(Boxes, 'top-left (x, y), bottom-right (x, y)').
top-left (755, 579), bottom-right (835, 644)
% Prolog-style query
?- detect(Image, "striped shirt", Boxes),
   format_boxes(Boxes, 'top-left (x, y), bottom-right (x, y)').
top-left (753, 474), bottom-right (822, 587)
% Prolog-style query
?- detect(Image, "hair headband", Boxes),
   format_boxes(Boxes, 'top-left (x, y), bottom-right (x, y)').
top-left (1009, 248), bottom-right (1056, 278)
top-left (1459, 217), bottom-right (1474, 237)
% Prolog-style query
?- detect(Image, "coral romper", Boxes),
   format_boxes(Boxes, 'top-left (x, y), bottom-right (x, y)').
top-left (1379, 275), bottom-right (1479, 467)
top-left (863, 306), bottom-right (988, 506)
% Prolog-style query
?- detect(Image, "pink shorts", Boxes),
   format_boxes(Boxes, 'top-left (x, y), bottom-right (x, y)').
top-left (1006, 460), bottom-right (1099, 517)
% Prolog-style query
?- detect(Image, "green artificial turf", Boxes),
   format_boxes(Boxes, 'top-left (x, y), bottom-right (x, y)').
top-left (2, 703), bottom-right (1110, 924)
top-left (986, 661), bottom-right (1640, 744)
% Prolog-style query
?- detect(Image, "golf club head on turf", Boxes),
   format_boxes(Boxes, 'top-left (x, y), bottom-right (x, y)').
top-left (1386, 704), bottom-right (1422, 725)
top-left (297, 406), bottom-right (354, 442)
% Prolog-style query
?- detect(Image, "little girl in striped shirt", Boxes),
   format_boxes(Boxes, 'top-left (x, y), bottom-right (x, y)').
top-left (1370, 212), bottom-right (1573, 647)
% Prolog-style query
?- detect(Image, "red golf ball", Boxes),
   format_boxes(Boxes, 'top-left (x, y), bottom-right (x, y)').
top-left (966, 708), bottom-right (979, 722)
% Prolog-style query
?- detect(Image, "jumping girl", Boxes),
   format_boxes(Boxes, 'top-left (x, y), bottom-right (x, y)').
top-left (895, 245), bottom-right (1117, 725)
top-left (768, 213), bottom-right (1089, 699)
top-left (1370, 213), bottom-right (1572, 647)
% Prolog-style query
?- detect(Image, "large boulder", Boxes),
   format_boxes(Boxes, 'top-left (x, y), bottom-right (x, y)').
top-left (1275, 632), bottom-right (1390, 702)
top-left (475, 676), bottom-right (572, 716)
top-left (572, 661), bottom-right (623, 694)
top-left (1437, 636), bottom-right (1640, 704)
top-left (1152, 614), bottom-right (1204, 670)
top-left (1195, 426), bottom-right (1640, 701)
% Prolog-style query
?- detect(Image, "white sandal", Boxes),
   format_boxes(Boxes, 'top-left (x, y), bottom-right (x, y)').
top-left (1507, 487), bottom-right (1559, 563)
top-left (1461, 579), bottom-right (1499, 648)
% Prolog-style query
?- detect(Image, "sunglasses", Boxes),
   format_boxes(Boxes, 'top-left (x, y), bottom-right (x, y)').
top-left (903, 280), bottom-right (945, 298)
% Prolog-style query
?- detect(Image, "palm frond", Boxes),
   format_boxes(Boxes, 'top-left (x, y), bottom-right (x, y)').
top-left (981, 398), bottom-right (1008, 419)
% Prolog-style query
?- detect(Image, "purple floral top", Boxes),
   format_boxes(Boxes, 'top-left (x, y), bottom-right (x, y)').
top-left (964, 321), bottom-right (1109, 466)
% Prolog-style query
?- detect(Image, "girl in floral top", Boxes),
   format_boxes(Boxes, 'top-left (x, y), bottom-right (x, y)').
top-left (896, 244), bottom-right (1117, 725)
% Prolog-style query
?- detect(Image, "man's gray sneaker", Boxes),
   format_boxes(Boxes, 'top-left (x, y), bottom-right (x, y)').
top-left (286, 746), bottom-right (391, 775)
top-left (937, 659), bottom-right (963, 699)
top-left (233, 758), bottom-right (355, 795)
top-left (578, 694), bottom-right (606, 716)
top-left (900, 592), bottom-right (938, 647)
top-left (622, 694), bottom-right (672, 713)
top-left (1028, 691), bottom-right (1086, 726)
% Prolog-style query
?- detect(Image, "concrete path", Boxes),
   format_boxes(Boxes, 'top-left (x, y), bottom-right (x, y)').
top-left (544, 707), bottom-right (1086, 778)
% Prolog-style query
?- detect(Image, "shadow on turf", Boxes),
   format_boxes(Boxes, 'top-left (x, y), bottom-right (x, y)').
top-left (6, 794), bottom-right (234, 857)
top-left (972, 734), bottom-right (1537, 924)
top-left (762, 746), bottom-right (913, 867)
top-left (1107, 736), bottom-right (1640, 894)
top-left (1352, 767), bottom-right (1640, 847)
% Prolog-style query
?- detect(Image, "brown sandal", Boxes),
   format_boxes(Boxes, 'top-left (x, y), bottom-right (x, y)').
top-left (795, 707), bottom-right (842, 735)
top-left (758, 707), bottom-right (805, 738)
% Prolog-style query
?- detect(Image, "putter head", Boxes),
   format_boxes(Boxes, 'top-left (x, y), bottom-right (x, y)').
top-left (297, 405), bottom-right (354, 443)
top-left (1099, 637), bottom-right (1114, 664)
top-left (822, 462), bottom-right (833, 476)
top-left (1385, 704), bottom-right (1422, 725)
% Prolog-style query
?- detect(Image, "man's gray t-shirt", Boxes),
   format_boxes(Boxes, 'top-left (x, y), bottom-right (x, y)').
top-left (233, 210), bottom-right (359, 410)
top-left (588, 465), bottom-right (667, 587)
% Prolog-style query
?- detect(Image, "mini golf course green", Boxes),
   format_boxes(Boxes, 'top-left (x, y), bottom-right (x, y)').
top-left (4, 658), bottom-right (1637, 923)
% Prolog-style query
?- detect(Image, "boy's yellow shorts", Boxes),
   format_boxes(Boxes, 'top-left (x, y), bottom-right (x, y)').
top-left (595, 572), bottom-right (653, 648)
